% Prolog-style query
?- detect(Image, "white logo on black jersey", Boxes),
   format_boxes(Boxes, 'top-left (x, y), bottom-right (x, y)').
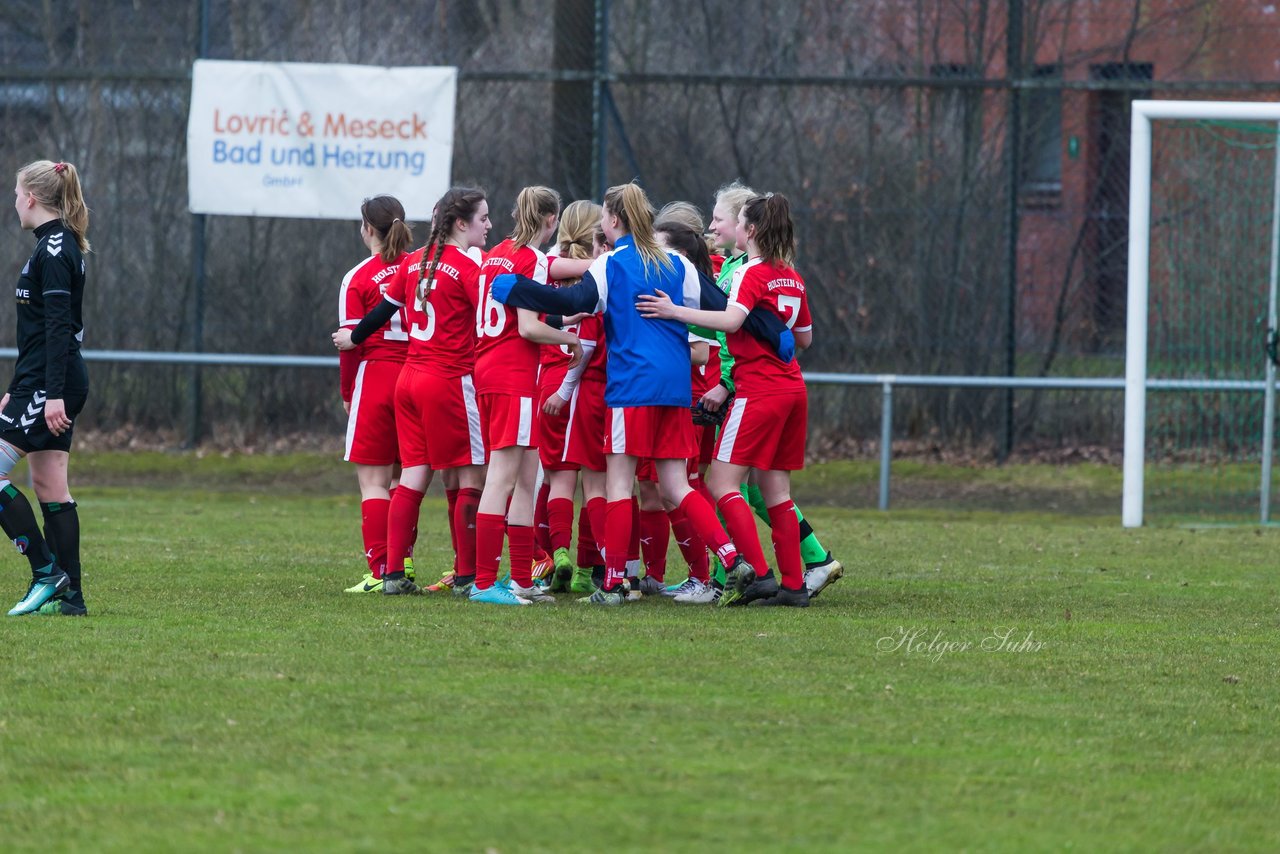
top-left (21, 260), bottom-right (29, 275)
top-left (46, 234), bottom-right (63, 257)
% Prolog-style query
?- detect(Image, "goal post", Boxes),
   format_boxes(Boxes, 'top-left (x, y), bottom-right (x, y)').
top-left (1124, 100), bottom-right (1280, 527)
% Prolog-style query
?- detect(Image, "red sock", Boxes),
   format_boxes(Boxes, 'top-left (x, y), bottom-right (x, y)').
top-left (509, 524), bottom-right (535, 587)
top-left (768, 500), bottom-right (804, 590)
top-left (639, 509), bottom-right (670, 582)
top-left (360, 497), bottom-right (390, 579)
top-left (547, 497), bottom-right (574, 553)
top-left (668, 505), bottom-right (709, 583)
top-left (604, 499), bottom-right (632, 590)
top-left (534, 481), bottom-right (552, 553)
top-left (455, 487), bottom-right (480, 578)
top-left (717, 493), bottom-right (768, 576)
top-left (578, 504), bottom-right (602, 566)
top-left (627, 497), bottom-right (640, 562)
top-left (446, 488), bottom-right (460, 572)
top-left (475, 512), bottom-right (506, 590)
top-left (692, 476), bottom-right (716, 510)
top-left (586, 497), bottom-right (608, 560)
top-left (387, 487), bottom-right (425, 577)
top-left (678, 491), bottom-right (738, 567)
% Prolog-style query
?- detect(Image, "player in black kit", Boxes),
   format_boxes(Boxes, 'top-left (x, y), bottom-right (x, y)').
top-left (2, 160), bottom-right (91, 616)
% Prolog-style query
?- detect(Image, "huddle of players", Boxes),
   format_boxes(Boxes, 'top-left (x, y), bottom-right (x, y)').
top-left (333, 180), bottom-right (843, 607)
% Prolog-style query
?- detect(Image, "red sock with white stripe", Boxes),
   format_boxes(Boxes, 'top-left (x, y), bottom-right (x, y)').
top-left (360, 498), bottom-right (390, 580)
top-left (474, 512), bottom-right (506, 590)
top-left (547, 497), bottom-right (574, 553)
top-left (676, 491), bottom-right (738, 567)
top-left (386, 487), bottom-right (424, 577)
top-left (455, 487), bottom-right (481, 579)
top-left (668, 505), bottom-right (709, 583)
top-left (716, 493), bottom-right (769, 576)
top-left (768, 500), bottom-right (804, 590)
top-left (509, 524), bottom-right (535, 587)
top-left (639, 509), bottom-right (670, 582)
top-left (603, 499), bottom-right (632, 590)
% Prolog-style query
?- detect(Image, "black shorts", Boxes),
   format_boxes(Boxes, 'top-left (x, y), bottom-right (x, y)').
top-left (0, 387), bottom-right (89, 453)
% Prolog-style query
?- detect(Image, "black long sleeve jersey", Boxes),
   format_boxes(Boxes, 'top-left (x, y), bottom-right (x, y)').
top-left (11, 219), bottom-right (87, 398)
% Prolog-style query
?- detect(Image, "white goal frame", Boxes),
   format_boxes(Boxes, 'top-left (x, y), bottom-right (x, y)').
top-left (1124, 100), bottom-right (1280, 527)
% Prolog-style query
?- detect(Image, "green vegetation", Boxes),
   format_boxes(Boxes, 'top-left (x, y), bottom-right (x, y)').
top-left (1, 456), bottom-right (1276, 851)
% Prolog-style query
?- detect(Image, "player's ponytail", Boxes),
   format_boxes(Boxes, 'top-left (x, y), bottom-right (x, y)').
top-left (418, 186), bottom-right (486, 304)
top-left (553, 200), bottom-right (601, 285)
top-left (510, 185), bottom-right (560, 249)
top-left (741, 192), bottom-right (795, 266)
top-left (361, 195), bottom-right (413, 264)
top-left (17, 159), bottom-right (91, 252)
top-left (603, 182), bottom-right (671, 273)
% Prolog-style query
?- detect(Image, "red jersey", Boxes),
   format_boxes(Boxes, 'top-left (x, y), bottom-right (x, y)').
top-left (338, 252), bottom-right (408, 401)
top-left (384, 244), bottom-right (481, 377)
top-left (710, 254), bottom-right (725, 277)
top-left (725, 257), bottom-right (811, 396)
top-left (577, 312), bottom-right (608, 385)
top-left (476, 239), bottom-right (545, 395)
top-left (692, 334), bottom-right (720, 401)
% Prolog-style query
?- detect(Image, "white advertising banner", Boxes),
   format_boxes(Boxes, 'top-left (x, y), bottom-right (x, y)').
top-left (187, 60), bottom-right (456, 220)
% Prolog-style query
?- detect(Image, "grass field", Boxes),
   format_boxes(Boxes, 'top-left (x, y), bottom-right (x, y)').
top-left (2, 453), bottom-right (1278, 852)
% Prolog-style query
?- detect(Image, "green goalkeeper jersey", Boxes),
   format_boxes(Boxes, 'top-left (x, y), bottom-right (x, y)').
top-left (712, 252), bottom-right (749, 392)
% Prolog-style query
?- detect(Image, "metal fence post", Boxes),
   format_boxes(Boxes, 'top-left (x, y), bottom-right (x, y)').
top-left (879, 379), bottom-right (894, 510)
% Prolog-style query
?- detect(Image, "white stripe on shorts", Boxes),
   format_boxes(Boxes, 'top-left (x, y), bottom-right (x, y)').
top-left (561, 387), bottom-right (580, 463)
top-left (343, 361), bottom-right (368, 462)
top-left (716, 396), bottom-right (748, 463)
top-left (610, 407), bottom-right (627, 455)
top-left (462, 374), bottom-right (485, 465)
top-left (518, 396), bottom-right (533, 446)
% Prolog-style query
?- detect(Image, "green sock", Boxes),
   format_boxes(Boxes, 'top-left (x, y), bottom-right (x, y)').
top-left (798, 511), bottom-right (829, 566)
top-left (742, 482), bottom-right (768, 522)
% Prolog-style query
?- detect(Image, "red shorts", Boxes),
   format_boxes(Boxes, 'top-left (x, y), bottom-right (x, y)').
top-left (344, 359), bottom-right (403, 465)
top-left (696, 422), bottom-right (716, 467)
top-left (537, 376), bottom-right (576, 471)
top-left (605, 405), bottom-right (697, 461)
top-left (564, 378), bottom-right (606, 472)
top-left (636, 458), bottom-right (658, 482)
top-left (395, 365), bottom-right (486, 469)
top-left (715, 390), bottom-right (808, 470)
top-left (479, 392), bottom-right (538, 451)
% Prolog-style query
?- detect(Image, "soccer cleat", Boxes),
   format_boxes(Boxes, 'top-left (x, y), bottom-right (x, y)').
top-left (583, 585), bottom-right (627, 606)
top-left (569, 565), bottom-right (597, 594)
top-left (673, 578), bottom-right (718, 604)
top-left (426, 571), bottom-right (456, 593)
top-left (731, 572), bottom-right (780, 607)
top-left (550, 547), bottom-right (574, 592)
top-left (469, 583), bottom-right (530, 606)
top-left (531, 553), bottom-right (555, 583)
top-left (8, 565), bottom-right (70, 616)
top-left (716, 557), bottom-right (757, 608)
top-left (509, 581), bottom-right (556, 604)
top-left (637, 576), bottom-right (666, 597)
top-left (452, 574), bottom-right (476, 598)
top-left (403, 556), bottom-right (416, 583)
top-left (803, 553), bottom-right (844, 599)
top-left (663, 577), bottom-right (701, 598)
top-left (751, 585), bottom-right (811, 608)
top-left (37, 589), bottom-right (87, 616)
top-left (382, 573), bottom-right (422, 596)
top-left (345, 573), bottom-right (384, 593)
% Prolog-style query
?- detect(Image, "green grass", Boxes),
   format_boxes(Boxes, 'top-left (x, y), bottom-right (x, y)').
top-left (2, 455), bottom-right (1278, 851)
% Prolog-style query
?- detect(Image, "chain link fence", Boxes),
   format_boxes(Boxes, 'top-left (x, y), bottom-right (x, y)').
top-left (1, 0), bottom-right (1278, 459)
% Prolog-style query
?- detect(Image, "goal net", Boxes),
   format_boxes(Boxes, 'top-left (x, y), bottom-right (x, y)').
top-left (1124, 101), bottom-right (1280, 526)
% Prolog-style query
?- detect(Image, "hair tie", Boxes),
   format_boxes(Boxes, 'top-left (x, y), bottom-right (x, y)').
top-left (53, 162), bottom-right (67, 174)
top-left (391, 217), bottom-right (401, 224)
